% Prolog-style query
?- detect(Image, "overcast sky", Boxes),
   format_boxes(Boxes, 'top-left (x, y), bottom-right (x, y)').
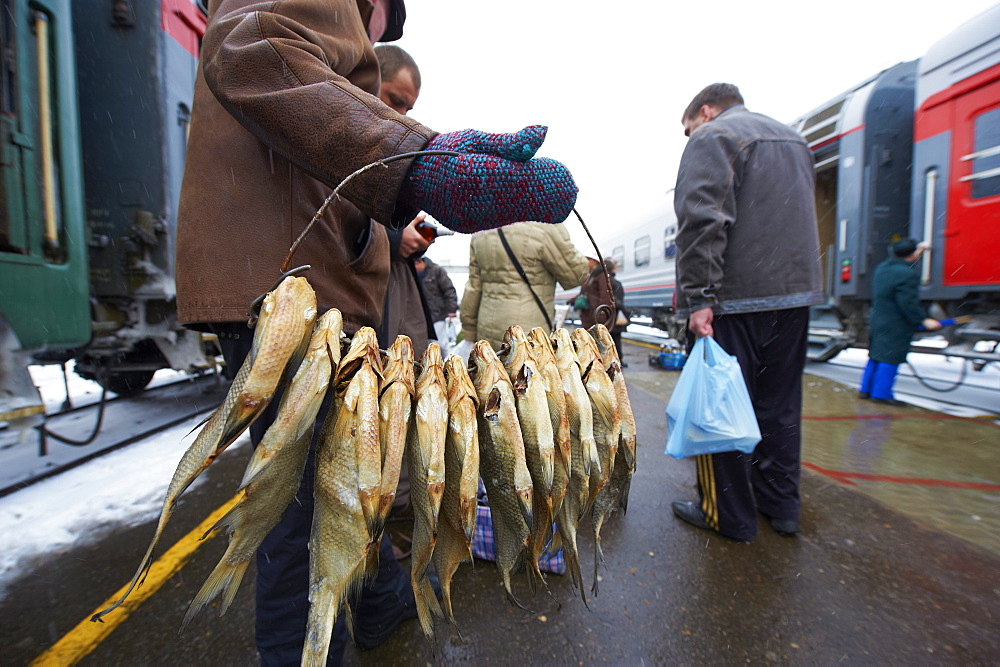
top-left (392, 0), bottom-right (998, 265)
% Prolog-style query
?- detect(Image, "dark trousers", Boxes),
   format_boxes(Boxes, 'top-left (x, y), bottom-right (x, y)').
top-left (859, 358), bottom-right (899, 400)
top-left (211, 323), bottom-right (411, 666)
top-left (611, 327), bottom-right (624, 362)
top-left (686, 308), bottom-right (808, 541)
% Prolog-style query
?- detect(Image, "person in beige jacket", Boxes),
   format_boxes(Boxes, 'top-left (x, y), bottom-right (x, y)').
top-left (460, 221), bottom-right (592, 350)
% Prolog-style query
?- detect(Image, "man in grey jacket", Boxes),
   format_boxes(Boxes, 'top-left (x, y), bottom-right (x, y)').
top-left (670, 83), bottom-right (823, 543)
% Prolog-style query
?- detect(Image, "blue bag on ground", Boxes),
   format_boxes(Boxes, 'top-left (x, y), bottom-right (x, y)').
top-left (664, 336), bottom-right (761, 459)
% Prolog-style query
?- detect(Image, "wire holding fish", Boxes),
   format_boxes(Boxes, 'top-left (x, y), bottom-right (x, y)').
top-left (280, 150), bottom-right (461, 274)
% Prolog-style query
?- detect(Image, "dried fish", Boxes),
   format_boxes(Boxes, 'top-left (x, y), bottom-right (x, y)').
top-left (498, 325), bottom-right (553, 593)
top-left (91, 275), bottom-right (317, 623)
top-left (467, 340), bottom-right (532, 605)
top-left (407, 343), bottom-right (448, 639)
top-left (303, 326), bottom-right (381, 666)
top-left (183, 308), bottom-right (342, 629)
top-left (433, 354), bottom-right (480, 626)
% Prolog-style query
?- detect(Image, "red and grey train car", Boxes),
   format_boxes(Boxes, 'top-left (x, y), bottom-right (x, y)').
top-left (793, 4), bottom-right (1000, 360)
top-left (0, 0), bottom-right (210, 424)
top-left (588, 7), bottom-right (1000, 363)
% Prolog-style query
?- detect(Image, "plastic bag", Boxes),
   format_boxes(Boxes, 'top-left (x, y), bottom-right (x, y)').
top-left (452, 338), bottom-right (474, 363)
top-left (573, 294), bottom-right (590, 311)
top-left (664, 336), bottom-right (761, 459)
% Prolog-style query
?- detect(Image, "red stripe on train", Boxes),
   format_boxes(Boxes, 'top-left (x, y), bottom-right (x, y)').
top-left (162, 0), bottom-right (207, 59)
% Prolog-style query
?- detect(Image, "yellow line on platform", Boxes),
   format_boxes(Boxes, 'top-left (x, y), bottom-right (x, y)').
top-left (30, 492), bottom-right (242, 667)
top-left (626, 339), bottom-right (663, 351)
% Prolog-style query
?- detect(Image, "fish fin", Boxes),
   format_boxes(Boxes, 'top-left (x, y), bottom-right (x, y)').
top-left (618, 475), bottom-right (632, 515)
top-left (184, 412), bottom-right (214, 438)
top-left (201, 496), bottom-right (244, 540)
top-left (180, 558), bottom-right (250, 632)
top-left (238, 446), bottom-right (272, 490)
top-left (588, 384), bottom-right (616, 428)
top-left (344, 603), bottom-right (358, 645)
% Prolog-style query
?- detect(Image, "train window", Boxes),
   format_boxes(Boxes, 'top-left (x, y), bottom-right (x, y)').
top-left (612, 245), bottom-right (624, 271)
top-left (1, 0), bottom-right (15, 116)
top-left (664, 226), bottom-right (677, 258)
top-left (966, 107), bottom-right (1000, 199)
top-left (801, 100), bottom-right (845, 147)
top-left (634, 235), bottom-right (650, 268)
top-left (0, 0), bottom-right (22, 254)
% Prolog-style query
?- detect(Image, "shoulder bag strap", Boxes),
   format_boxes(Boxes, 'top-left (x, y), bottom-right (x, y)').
top-left (497, 228), bottom-right (553, 331)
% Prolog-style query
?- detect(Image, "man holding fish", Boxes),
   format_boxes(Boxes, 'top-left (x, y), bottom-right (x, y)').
top-left (172, 0), bottom-right (579, 664)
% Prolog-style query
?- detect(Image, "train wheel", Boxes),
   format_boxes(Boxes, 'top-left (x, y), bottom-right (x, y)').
top-left (97, 370), bottom-right (156, 396)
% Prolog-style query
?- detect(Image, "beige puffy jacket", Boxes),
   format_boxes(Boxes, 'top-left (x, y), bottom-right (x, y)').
top-left (460, 222), bottom-right (590, 350)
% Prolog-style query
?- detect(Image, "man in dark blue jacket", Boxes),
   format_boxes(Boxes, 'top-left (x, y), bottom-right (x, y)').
top-left (859, 238), bottom-right (941, 406)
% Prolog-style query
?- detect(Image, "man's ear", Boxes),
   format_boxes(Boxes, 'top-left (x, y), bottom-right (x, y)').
top-left (700, 104), bottom-right (719, 122)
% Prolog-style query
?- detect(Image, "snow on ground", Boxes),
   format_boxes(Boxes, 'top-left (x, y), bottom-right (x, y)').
top-left (0, 413), bottom-right (251, 600)
top-left (0, 363), bottom-right (248, 601)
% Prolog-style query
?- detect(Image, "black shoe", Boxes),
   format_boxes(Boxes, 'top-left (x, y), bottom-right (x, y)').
top-left (858, 391), bottom-right (870, 399)
top-left (768, 517), bottom-right (800, 537)
top-left (673, 500), bottom-right (753, 542)
top-left (621, 361), bottom-right (629, 368)
top-left (871, 398), bottom-right (906, 407)
top-left (671, 500), bottom-right (712, 532)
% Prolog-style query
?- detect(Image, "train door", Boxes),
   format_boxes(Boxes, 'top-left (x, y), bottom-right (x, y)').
top-left (0, 0), bottom-right (89, 422)
top-left (943, 73), bottom-right (1000, 288)
top-left (0, 0), bottom-right (89, 351)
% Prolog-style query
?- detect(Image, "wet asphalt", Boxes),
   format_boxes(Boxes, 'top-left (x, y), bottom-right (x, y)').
top-left (2, 340), bottom-right (998, 664)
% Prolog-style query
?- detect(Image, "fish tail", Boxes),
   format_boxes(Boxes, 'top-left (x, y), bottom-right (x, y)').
top-left (363, 536), bottom-right (382, 580)
top-left (303, 581), bottom-right (342, 667)
top-left (220, 559), bottom-right (249, 613)
top-left (89, 505), bottom-right (173, 623)
top-left (525, 556), bottom-right (546, 596)
top-left (438, 573), bottom-right (456, 625)
top-left (591, 520), bottom-right (607, 596)
top-left (360, 489), bottom-right (382, 544)
top-left (566, 543), bottom-right (589, 607)
top-left (181, 558), bottom-right (249, 631)
top-left (413, 577), bottom-right (438, 640)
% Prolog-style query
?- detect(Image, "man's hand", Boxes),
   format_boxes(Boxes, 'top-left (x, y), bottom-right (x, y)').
top-left (922, 318), bottom-right (942, 331)
top-left (400, 214), bottom-right (431, 258)
top-left (399, 125), bottom-right (578, 234)
top-left (688, 307), bottom-right (714, 338)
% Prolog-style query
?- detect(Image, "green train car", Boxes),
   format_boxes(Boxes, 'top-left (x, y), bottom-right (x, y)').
top-left (0, 0), bottom-right (211, 423)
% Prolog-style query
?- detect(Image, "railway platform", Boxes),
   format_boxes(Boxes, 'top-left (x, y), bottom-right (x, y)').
top-left (2, 338), bottom-right (998, 664)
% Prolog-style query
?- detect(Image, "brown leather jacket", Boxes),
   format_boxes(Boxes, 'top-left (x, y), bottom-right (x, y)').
top-left (176, 0), bottom-right (437, 334)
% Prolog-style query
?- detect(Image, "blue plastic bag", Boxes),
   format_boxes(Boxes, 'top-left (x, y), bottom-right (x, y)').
top-left (664, 336), bottom-right (761, 459)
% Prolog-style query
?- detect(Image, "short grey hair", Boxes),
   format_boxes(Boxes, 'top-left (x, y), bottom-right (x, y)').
top-left (374, 44), bottom-right (421, 90)
top-left (682, 83), bottom-right (744, 122)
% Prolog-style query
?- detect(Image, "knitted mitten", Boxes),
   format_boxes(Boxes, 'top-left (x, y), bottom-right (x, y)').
top-left (399, 125), bottom-right (578, 234)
